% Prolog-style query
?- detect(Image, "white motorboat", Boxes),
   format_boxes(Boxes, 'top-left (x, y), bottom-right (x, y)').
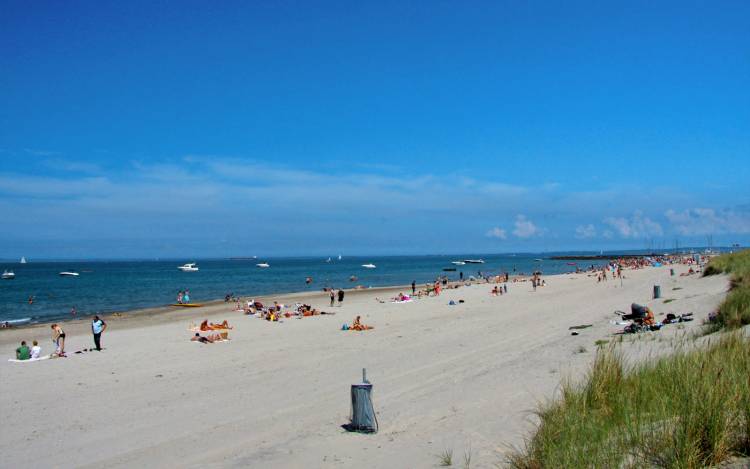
top-left (20, 256), bottom-right (27, 264)
top-left (177, 263), bottom-right (199, 272)
top-left (59, 271), bottom-right (80, 277)
top-left (361, 263), bottom-right (376, 269)
top-left (451, 261), bottom-right (466, 266)
top-left (256, 263), bottom-right (270, 268)
top-left (2, 270), bottom-right (15, 279)
top-left (463, 259), bottom-right (485, 264)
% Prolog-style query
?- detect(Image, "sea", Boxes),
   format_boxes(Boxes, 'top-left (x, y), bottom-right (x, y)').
top-left (0, 254), bottom-right (615, 324)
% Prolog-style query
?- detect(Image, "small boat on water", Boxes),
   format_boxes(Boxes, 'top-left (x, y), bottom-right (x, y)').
top-left (256, 263), bottom-right (270, 268)
top-left (464, 259), bottom-right (485, 264)
top-left (451, 261), bottom-right (466, 265)
top-left (59, 271), bottom-right (79, 277)
top-left (178, 263), bottom-right (199, 272)
top-left (361, 263), bottom-right (376, 269)
top-left (2, 270), bottom-right (15, 279)
top-left (20, 256), bottom-right (27, 264)
top-left (534, 258), bottom-right (544, 262)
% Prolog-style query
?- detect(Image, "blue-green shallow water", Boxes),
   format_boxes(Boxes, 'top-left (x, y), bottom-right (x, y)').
top-left (0, 255), bottom-right (607, 323)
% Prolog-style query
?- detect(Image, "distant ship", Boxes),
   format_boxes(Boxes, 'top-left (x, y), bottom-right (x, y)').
top-left (451, 261), bottom-right (466, 265)
top-left (361, 263), bottom-right (376, 269)
top-left (177, 263), bottom-right (199, 272)
top-left (256, 263), bottom-right (270, 268)
top-left (59, 271), bottom-right (80, 277)
top-left (20, 257), bottom-right (26, 264)
top-left (463, 259), bottom-right (485, 264)
top-left (2, 270), bottom-right (15, 280)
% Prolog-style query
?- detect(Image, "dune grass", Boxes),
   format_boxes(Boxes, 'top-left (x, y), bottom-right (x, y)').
top-left (507, 332), bottom-right (750, 468)
top-left (703, 249), bottom-right (750, 329)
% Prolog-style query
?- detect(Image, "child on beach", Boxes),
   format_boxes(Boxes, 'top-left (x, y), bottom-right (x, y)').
top-left (31, 340), bottom-right (41, 359)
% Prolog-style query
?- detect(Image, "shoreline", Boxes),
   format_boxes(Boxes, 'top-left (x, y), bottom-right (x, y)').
top-left (0, 281), bottom-right (438, 344)
top-left (0, 270), bottom-right (553, 334)
top-left (0, 270), bottom-right (563, 346)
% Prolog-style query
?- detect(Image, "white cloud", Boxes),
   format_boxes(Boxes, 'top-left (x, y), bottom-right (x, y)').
top-left (513, 215), bottom-right (539, 238)
top-left (486, 227), bottom-right (507, 239)
top-left (665, 207), bottom-right (750, 235)
top-left (575, 224), bottom-right (597, 239)
top-left (603, 211), bottom-right (663, 238)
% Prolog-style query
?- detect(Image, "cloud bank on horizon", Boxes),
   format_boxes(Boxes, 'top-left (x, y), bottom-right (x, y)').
top-left (1, 2), bottom-right (748, 257)
top-left (0, 155), bottom-right (748, 258)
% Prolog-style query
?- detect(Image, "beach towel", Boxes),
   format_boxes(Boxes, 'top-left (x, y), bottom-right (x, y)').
top-left (8, 355), bottom-right (51, 363)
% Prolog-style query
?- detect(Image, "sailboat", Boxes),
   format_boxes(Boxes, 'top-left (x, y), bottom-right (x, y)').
top-left (326, 257), bottom-right (332, 263)
top-left (20, 257), bottom-right (27, 264)
top-left (338, 254), bottom-right (342, 261)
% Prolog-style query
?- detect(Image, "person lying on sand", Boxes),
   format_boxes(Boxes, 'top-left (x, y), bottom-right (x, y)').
top-left (191, 332), bottom-right (224, 343)
top-left (199, 320), bottom-right (232, 331)
top-left (351, 316), bottom-right (374, 331)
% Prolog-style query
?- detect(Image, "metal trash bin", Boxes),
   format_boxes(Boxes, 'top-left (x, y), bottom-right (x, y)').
top-left (347, 369), bottom-right (378, 433)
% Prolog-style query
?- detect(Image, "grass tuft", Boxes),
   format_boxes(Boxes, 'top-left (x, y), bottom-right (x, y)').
top-left (507, 333), bottom-right (750, 468)
top-left (703, 249), bottom-right (750, 328)
top-left (438, 448), bottom-right (453, 466)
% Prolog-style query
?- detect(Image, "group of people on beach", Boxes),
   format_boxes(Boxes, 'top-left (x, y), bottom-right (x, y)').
top-left (328, 288), bottom-right (345, 307)
top-left (176, 290), bottom-right (191, 304)
top-left (12, 316), bottom-right (106, 360)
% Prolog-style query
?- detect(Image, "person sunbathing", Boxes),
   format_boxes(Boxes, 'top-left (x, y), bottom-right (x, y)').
top-left (190, 332), bottom-right (221, 344)
top-left (199, 320), bottom-right (232, 331)
top-left (351, 316), bottom-right (373, 331)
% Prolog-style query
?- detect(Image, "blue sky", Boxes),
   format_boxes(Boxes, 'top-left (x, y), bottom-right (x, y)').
top-left (1, 1), bottom-right (748, 258)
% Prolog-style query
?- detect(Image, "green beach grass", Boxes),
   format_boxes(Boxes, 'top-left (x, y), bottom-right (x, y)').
top-left (507, 332), bottom-right (750, 468)
top-left (703, 249), bottom-right (750, 329)
top-left (507, 252), bottom-right (750, 468)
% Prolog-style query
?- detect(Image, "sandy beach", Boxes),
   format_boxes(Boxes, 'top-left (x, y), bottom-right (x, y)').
top-left (0, 264), bottom-right (730, 468)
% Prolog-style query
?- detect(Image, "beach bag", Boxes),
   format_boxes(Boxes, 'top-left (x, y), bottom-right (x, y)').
top-left (342, 324), bottom-right (349, 330)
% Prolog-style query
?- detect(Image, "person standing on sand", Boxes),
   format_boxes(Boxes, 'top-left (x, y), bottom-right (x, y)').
top-left (330, 289), bottom-right (335, 307)
top-left (337, 289), bottom-right (345, 306)
top-left (92, 315), bottom-right (107, 351)
top-left (411, 280), bottom-right (416, 295)
top-left (51, 324), bottom-right (66, 357)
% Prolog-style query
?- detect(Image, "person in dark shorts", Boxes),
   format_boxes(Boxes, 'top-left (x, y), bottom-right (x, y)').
top-left (337, 289), bottom-right (345, 306)
top-left (411, 280), bottom-right (416, 295)
top-left (91, 315), bottom-right (107, 351)
top-left (330, 289), bottom-right (335, 307)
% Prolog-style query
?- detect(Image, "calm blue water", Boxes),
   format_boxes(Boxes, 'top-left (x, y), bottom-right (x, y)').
top-left (0, 255), bottom-right (607, 323)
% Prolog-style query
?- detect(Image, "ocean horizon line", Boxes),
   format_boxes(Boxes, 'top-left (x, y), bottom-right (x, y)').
top-left (0, 246), bottom-right (734, 263)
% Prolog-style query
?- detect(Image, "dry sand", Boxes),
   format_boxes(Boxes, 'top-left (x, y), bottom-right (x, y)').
top-left (0, 264), bottom-right (730, 468)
